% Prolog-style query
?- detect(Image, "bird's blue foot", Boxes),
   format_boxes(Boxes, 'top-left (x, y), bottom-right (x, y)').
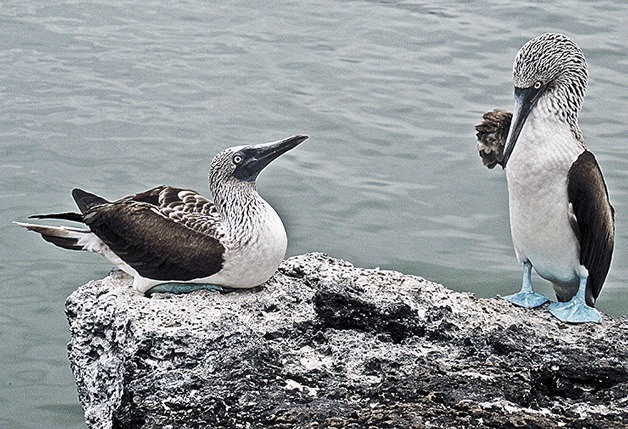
top-left (503, 290), bottom-right (550, 308)
top-left (503, 261), bottom-right (549, 308)
top-left (548, 299), bottom-right (601, 324)
top-left (145, 283), bottom-right (224, 297)
top-left (548, 274), bottom-right (601, 323)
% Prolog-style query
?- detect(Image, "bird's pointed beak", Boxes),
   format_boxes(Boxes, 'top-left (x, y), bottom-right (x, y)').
top-left (502, 86), bottom-right (546, 167)
top-left (234, 134), bottom-right (308, 182)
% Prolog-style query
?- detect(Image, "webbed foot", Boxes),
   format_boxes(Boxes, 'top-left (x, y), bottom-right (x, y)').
top-left (548, 274), bottom-right (601, 323)
top-left (503, 290), bottom-right (549, 308)
top-left (548, 299), bottom-right (601, 324)
top-left (145, 283), bottom-right (224, 297)
top-left (503, 261), bottom-right (549, 308)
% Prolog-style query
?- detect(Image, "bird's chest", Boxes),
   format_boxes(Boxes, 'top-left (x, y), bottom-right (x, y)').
top-left (505, 118), bottom-right (584, 281)
top-left (218, 205), bottom-right (288, 287)
top-left (507, 161), bottom-right (572, 249)
top-left (507, 145), bottom-right (572, 219)
top-left (506, 116), bottom-right (582, 212)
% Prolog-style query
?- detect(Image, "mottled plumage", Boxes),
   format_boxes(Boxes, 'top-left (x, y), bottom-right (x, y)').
top-left (17, 134), bottom-right (308, 295)
top-left (476, 33), bottom-right (614, 323)
top-left (476, 109), bottom-right (512, 169)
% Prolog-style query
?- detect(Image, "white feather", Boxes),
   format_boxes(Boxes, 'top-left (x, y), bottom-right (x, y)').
top-left (506, 101), bottom-right (587, 294)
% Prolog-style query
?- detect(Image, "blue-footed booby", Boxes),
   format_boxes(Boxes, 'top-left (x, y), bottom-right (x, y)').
top-left (476, 33), bottom-right (615, 323)
top-left (16, 134), bottom-right (308, 296)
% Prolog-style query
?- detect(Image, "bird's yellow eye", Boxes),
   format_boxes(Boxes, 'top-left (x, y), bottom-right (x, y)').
top-left (533, 81), bottom-right (543, 90)
top-left (233, 155), bottom-right (243, 164)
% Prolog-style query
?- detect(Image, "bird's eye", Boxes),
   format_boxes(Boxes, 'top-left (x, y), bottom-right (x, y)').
top-left (533, 81), bottom-right (543, 90)
top-left (233, 155), bottom-right (243, 164)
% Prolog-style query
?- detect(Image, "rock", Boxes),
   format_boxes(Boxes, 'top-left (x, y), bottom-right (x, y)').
top-left (65, 253), bottom-right (628, 429)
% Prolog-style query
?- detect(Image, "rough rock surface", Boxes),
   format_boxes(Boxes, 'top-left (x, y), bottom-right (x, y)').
top-left (66, 253), bottom-right (628, 429)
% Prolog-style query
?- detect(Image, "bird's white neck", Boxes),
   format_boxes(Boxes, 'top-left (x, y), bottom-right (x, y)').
top-left (508, 98), bottom-right (585, 174)
top-left (211, 180), bottom-right (285, 249)
top-left (213, 180), bottom-right (261, 221)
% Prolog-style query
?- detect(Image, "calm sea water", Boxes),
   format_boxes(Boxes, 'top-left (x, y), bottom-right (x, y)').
top-left (0, 1), bottom-right (625, 427)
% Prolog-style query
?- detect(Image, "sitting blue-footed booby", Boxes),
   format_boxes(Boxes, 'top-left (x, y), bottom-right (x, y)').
top-left (475, 33), bottom-right (615, 323)
top-left (16, 134), bottom-right (308, 296)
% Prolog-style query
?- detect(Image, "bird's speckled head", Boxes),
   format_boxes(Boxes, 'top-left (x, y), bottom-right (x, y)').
top-left (513, 33), bottom-right (588, 114)
top-left (208, 135), bottom-right (308, 205)
top-left (501, 34), bottom-right (589, 164)
top-left (209, 145), bottom-right (246, 189)
top-left (513, 33), bottom-right (587, 87)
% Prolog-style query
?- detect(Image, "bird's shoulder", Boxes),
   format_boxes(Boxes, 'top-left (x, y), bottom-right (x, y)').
top-left (110, 186), bottom-right (221, 236)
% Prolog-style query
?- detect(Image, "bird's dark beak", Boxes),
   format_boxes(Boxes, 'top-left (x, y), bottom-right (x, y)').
top-left (502, 85), bottom-right (546, 167)
top-left (234, 134), bottom-right (308, 182)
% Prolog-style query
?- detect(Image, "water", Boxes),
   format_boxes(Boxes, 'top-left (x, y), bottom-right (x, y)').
top-left (0, 1), bottom-right (626, 427)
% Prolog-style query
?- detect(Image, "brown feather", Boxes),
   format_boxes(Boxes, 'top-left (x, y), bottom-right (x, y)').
top-left (475, 109), bottom-right (512, 169)
top-left (82, 186), bottom-right (225, 281)
top-left (567, 151), bottom-right (615, 306)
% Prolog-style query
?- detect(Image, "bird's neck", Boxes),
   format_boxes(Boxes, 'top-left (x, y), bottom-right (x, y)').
top-left (508, 104), bottom-right (585, 180)
top-left (212, 180), bottom-right (272, 229)
top-left (543, 82), bottom-right (586, 145)
top-left (531, 95), bottom-right (585, 149)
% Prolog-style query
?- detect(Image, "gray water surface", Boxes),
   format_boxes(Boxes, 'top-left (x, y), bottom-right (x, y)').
top-left (1, 1), bottom-right (626, 427)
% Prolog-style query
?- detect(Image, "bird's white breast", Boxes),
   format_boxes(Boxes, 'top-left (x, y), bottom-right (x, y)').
top-left (211, 200), bottom-right (287, 288)
top-left (506, 108), bottom-right (586, 286)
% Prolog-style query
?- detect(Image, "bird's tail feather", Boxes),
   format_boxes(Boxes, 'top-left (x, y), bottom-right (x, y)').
top-left (28, 212), bottom-right (84, 223)
top-left (14, 221), bottom-right (91, 251)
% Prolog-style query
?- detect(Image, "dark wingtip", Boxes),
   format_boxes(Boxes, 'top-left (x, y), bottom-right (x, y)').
top-left (72, 188), bottom-right (109, 213)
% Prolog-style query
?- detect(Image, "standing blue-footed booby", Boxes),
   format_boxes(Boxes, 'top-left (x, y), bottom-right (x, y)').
top-left (476, 33), bottom-right (615, 323)
top-left (16, 134), bottom-right (308, 296)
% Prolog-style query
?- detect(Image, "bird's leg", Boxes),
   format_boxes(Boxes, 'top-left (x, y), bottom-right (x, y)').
top-left (145, 283), bottom-right (224, 297)
top-left (548, 275), bottom-right (601, 323)
top-left (503, 261), bottom-right (550, 308)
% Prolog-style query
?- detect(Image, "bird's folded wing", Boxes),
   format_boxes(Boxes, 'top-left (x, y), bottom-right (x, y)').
top-left (86, 186), bottom-right (225, 281)
top-left (567, 151), bottom-right (615, 301)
